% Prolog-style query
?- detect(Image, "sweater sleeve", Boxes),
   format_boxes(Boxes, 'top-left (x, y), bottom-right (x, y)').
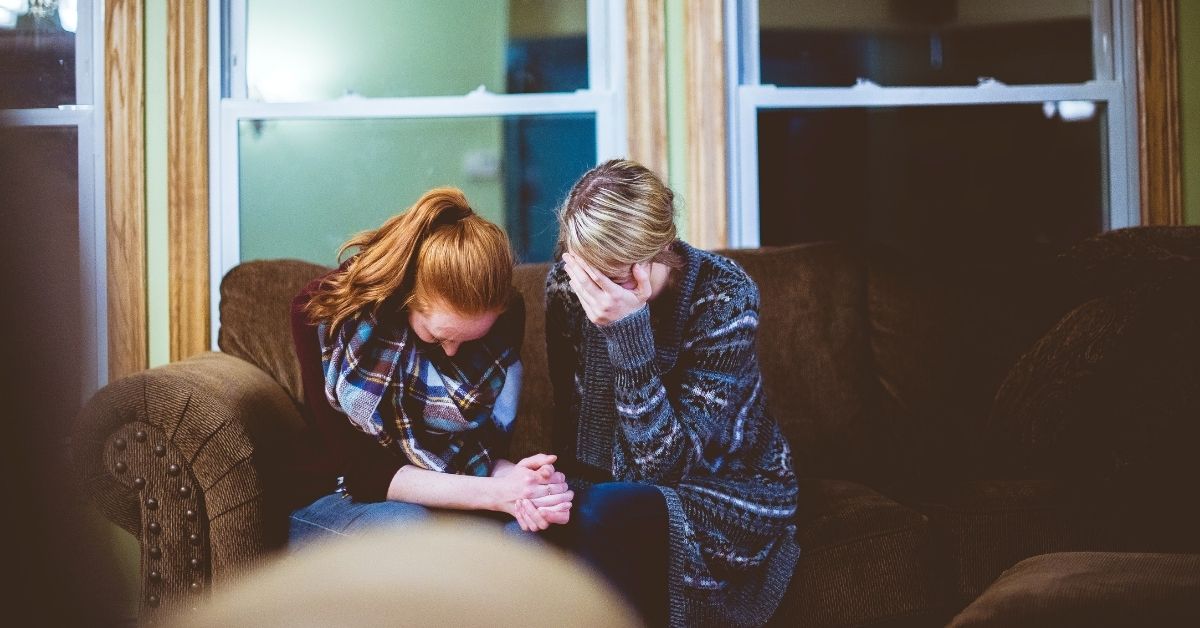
top-left (599, 277), bottom-right (762, 485)
top-left (290, 283), bottom-right (406, 502)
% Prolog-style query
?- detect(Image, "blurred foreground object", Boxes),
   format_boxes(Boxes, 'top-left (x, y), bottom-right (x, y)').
top-left (176, 519), bottom-right (641, 628)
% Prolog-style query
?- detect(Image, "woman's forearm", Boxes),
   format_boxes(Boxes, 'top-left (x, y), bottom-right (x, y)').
top-left (385, 465), bottom-right (500, 511)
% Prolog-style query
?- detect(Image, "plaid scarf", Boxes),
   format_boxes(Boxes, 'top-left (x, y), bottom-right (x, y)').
top-left (318, 308), bottom-right (519, 477)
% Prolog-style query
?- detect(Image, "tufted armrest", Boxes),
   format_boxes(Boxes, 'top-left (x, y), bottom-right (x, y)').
top-left (70, 352), bottom-right (308, 620)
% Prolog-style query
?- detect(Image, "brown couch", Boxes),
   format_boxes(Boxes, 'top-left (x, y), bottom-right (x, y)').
top-left (71, 227), bottom-right (1200, 625)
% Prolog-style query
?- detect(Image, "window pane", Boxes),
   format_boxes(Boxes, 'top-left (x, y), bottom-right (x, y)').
top-left (757, 104), bottom-right (1104, 262)
top-left (245, 0), bottom-right (588, 101)
top-left (238, 114), bottom-right (595, 264)
top-left (759, 0), bottom-right (1094, 87)
top-left (0, 1), bottom-right (78, 108)
top-left (0, 126), bottom-right (82, 429)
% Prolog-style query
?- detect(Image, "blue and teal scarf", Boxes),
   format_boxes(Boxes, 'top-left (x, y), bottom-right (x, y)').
top-left (318, 308), bottom-right (519, 477)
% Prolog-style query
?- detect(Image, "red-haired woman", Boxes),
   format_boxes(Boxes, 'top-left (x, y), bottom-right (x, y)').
top-left (289, 188), bottom-right (570, 545)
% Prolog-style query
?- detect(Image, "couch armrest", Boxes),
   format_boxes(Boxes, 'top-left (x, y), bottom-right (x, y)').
top-left (70, 352), bottom-right (307, 619)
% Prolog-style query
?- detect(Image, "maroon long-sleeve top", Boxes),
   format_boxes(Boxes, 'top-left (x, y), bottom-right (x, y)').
top-left (290, 275), bottom-right (410, 503)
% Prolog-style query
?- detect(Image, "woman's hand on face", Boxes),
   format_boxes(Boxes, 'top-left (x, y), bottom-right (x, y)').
top-left (563, 253), bottom-right (652, 326)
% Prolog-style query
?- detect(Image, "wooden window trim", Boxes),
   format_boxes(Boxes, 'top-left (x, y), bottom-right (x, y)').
top-left (167, 0), bottom-right (209, 361)
top-left (683, 1), bottom-right (727, 249)
top-left (627, 0), bottom-right (669, 180)
top-left (106, 0), bottom-right (147, 380)
top-left (1137, 0), bottom-right (1184, 225)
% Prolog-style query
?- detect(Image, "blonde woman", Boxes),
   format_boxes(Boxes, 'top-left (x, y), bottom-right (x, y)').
top-left (544, 160), bottom-right (800, 626)
top-left (289, 188), bottom-right (571, 545)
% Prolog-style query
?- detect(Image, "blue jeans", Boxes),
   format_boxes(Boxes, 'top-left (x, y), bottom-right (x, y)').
top-left (289, 492), bottom-right (433, 550)
top-left (542, 482), bottom-right (668, 626)
top-left (289, 492), bottom-right (525, 551)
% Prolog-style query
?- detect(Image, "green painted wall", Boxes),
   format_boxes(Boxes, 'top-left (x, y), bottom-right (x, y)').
top-left (239, 0), bottom-right (508, 265)
top-left (147, 0), bottom-right (168, 367)
top-left (1181, 0), bottom-right (1200, 225)
top-left (665, 0), bottom-right (688, 238)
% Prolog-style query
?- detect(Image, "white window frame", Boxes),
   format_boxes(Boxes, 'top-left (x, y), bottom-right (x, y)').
top-left (0, 0), bottom-right (107, 397)
top-left (725, 0), bottom-right (1140, 248)
top-left (209, 0), bottom-right (628, 348)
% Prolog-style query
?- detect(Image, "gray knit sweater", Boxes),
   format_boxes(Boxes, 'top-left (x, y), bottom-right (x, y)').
top-left (545, 241), bottom-right (800, 627)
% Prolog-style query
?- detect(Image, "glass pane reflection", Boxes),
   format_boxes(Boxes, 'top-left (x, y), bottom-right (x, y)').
top-left (245, 0), bottom-right (588, 101)
top-left (0, 1), bottom-right (78, 108)
top-left (756, 103), bottom-right (1105, 263)
top-left (759, 0), bottom-right (1094, 87)
top-left (238, 114), bottom-right (595, 265)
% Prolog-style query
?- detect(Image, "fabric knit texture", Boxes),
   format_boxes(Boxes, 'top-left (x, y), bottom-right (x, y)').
top-left (545, 240), bottom-right (801, 627)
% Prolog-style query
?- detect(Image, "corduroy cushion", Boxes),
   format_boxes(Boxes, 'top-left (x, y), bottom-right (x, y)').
top-left (986, 271), bottom-right (1200, 551)
top-left (1060, 226), bottom-right (1200, 302)
top-left (948, 552), bottom-right (1200, 627)
top-left (722, 244), bottom-right (890, 482)
top-left (509, 262), bottom-right (554, 459)
top-left (769, 480), bottom-right (944, 628)
top-left (914, 479), bottom-right (1104, 608)
top-left (219, 259), bottom-right (330, 405)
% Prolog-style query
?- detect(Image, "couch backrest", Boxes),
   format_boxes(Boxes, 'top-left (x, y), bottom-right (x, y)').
top-left (218, 245), bottom-right (1063, 483)
top-left (219, 259), bottom-right (329, 405)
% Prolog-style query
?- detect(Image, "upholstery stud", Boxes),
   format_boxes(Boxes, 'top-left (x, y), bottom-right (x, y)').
top-left (188, 533), bottom-right (200, 546)
top-left (153, 444), bottom-right (166, 457)
top-left (189, 557), bottom-right (201, 569)
top-left (135, 430), bottom-right (147, 442)
top-left (113, 437), bottom-right (127, 450)
top-left (167, 464), bottom-right (181, 477)
top-left (178, 485), bottom-right (192, 499)
top-left (149, 547), bottom-right (161, 560)
top-left (145, 497), bottom-right (159, 510)
top-left (149, 570), bottom-right (161, 582)
top-left (148, 595), bottom-right (159, 608)
top-left (114, 461), bottom-right (127, 474)
top-left (148, 522), bottom-right (161, 535)
top-left (133, 477), bottom-right (146, 490)
top-left (184, 509), bottom-right (196, 521)
top-left (190, 582), bottom-right (201, 593)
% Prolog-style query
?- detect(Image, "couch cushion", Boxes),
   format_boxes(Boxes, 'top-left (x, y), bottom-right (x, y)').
top-left (769, 480), bottom-right (945, 628)
top-left (1061, 226), bottom-right (1200, 301)
top-left (219, 259), bottom-right (329, 405)
top-left (913, 479), bottom-right (1105, 608)
top-left (986, 269), bottom-right (1200, 551)
top-left (948, 552), bottom-right (1200, 627)
top-left (509, 262), bottom-right (554, 458)
top-left (722, 244), bottom-right (890, 481)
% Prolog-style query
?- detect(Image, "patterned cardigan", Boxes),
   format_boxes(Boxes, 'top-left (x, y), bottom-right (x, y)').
top-left (545, 240), bottom-right (800, 627)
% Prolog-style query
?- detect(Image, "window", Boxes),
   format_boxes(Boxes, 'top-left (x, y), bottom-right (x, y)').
top-left (0, 0), bottom-right (105, 424)
top-left (212, 0), bottom-right (627, 342)
top-left (727, 0), bottom-right (1138, 262)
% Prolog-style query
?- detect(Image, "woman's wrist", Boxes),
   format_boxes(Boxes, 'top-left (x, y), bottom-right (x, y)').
top-left (491, 458), bottom-right (515, 478)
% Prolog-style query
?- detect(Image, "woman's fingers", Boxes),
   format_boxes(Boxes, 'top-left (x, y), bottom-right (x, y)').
top-left (632, 262), bottom-right (653, 301)
top-left (521, 499), bottom-right (550, 531)
top-left (563, 254), bottom-right (600, 295)
top-left (530, 489), bottom-right (574, 509)
top-left (573, 254), bottom-right (619, 294)
top-left (517, 453), bottom-right (557, 470)
top-left (513, 504), bottom-right (531, 532)
top-left (539, 504), bottom-right (571, 525)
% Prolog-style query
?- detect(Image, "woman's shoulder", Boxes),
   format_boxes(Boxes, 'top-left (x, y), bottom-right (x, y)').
top-left (686, 246), bottom-right (759, 304)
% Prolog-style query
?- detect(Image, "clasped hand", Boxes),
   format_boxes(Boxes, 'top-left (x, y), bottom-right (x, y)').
top-left (492, 453), bottom-right (573, 532)
top-left (563, 253), bottom-right (652, 327)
